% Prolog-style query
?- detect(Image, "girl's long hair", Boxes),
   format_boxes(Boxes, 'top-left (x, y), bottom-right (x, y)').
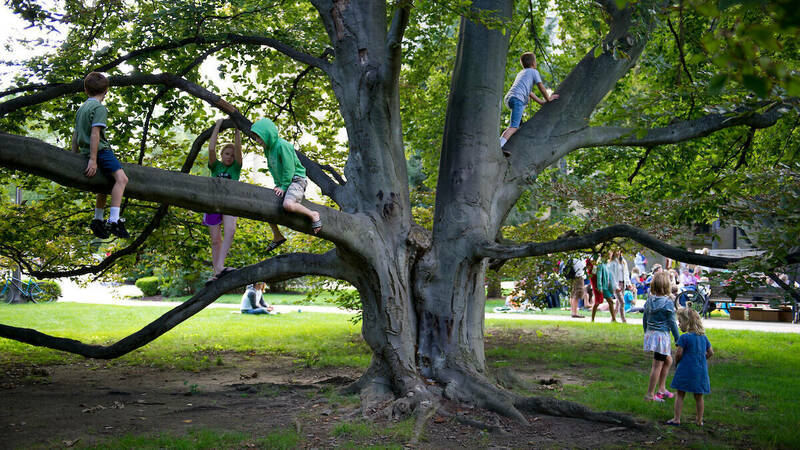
top-left (677, 304), bottom-right (705, 335)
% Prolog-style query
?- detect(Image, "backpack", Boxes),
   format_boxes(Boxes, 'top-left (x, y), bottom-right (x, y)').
top-left (560, 259), bottom-right (577, 279)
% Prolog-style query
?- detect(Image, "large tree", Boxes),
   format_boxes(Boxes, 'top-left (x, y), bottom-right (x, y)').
top-left (1, 0), bottom-right (798, 424)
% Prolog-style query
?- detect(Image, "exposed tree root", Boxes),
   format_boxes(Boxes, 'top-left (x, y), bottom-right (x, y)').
top-left (515, 396), bottom-right (644, 429)
top-left (409, 400), bottom-right (438, 446)
top-left (438, 410), bottom-right (508, 434)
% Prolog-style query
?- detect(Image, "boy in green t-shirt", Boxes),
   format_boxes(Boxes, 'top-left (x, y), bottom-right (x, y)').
top-left (71, 72), bottom-right (130, 238)
top-left (250, 119), bottom-right (322, 238)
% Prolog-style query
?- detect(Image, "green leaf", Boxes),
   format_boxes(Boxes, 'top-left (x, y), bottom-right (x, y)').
top-left (786, 76), bottom-right (800, 96)
top-left (594, 46), bottom-right (603, 59)
top-left (708, 74), bottom-right (728, 95)
top-left (615, 0), bottom-right (629, 10)
top-left (742, 74), bottom-right (769, 97)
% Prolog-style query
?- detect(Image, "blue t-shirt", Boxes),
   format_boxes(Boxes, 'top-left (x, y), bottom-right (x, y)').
top-left (623, 291), bottom-right (635, 311)
top-left (504, 68), bottom-right (543, 107)
top-left (670, 332), bottom-right (711, 394)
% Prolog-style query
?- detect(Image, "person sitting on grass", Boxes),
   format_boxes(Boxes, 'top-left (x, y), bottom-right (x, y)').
top-left (240, 282), bottom-right (273, 315)
top-left (666, 305), bottom-right (713, 426)
top-left (250, 119), bottom-right (322, 242)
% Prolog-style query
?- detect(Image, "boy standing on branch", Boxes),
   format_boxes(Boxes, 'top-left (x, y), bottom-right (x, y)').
top-left (500, 52), bottom-right (559, 156)
top-left (72, 72), bottom-right (130, 239)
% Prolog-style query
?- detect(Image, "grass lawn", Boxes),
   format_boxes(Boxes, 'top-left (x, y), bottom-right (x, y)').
top-left (1, 302), bottom-right (796, 448)
top-left (165, 291), bottom-right (341, 306)
top-left (0, 303), bottom-right (367, 369)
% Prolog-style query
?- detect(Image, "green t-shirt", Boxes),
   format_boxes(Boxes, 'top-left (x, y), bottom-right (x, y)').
top-left (209, 160), bottom-right (242, 181)
top-left (74, 98), bottom-right (112, 155)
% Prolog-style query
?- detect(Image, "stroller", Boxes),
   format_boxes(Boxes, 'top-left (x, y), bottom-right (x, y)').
top-left (676, 284), bottom-right (715, 318)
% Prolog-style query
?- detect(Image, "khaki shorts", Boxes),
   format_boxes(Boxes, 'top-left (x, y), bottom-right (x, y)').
top-left (571, 277), bottom-right (585, 299)
top-left (284, 176), bottom-right (307, 203)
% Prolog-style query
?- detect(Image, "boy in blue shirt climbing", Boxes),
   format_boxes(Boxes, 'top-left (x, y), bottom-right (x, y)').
top-left (250, 119), bottom-right (322, 237)
top-left (500, 52), bottom-right (559, 156)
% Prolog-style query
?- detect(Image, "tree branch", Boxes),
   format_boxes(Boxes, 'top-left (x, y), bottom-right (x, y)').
top-left (1, 33), bottom-right (331, 100)
top-left (0, 251), bottom-right (356, 358)
top-left (386, 1), bottom-right (412, 81)
top-left (476, 224), bottom-right (744, 269)
top-left (0, 133), bottom-right (367, 253)
top-left (575, 102), bottom-right (791, 149)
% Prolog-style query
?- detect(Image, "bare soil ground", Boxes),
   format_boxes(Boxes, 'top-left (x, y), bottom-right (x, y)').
top-left (0, 351), bottom-right (678, 449)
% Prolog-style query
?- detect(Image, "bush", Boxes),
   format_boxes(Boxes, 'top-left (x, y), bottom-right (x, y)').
top-left (158, 268), bottom-right (205, 298)
top-left (135, 276), bottom-right (160, 297)
top-left (35, 280), bottom-right (61, 302)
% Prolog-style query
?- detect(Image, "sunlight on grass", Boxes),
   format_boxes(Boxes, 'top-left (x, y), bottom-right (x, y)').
top-left (0, 303), bottom-right (369, 369)
top-left (485, 318), bottom-right (799, 448)
top-left (2, 304), bottom-right (797, 448)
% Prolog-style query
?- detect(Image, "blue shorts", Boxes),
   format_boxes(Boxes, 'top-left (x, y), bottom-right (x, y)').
top-left (507, 97), bottom-right (525, 128)
top-left (97, 149), bottom-right (122, 175)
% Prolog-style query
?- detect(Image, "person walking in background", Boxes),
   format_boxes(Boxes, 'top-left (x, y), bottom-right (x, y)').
top-left (567, 256), bottom-right (586, 318)
top-left (667, 306), bottom-right (713, 426)
top-left (643, 271), bottom-right (680, 402)
top-left (591, 253), bottom-right (618, 323)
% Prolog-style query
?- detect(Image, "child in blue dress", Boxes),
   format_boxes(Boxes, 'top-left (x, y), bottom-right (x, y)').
top-left (667, 306), bottom-right (713, 426)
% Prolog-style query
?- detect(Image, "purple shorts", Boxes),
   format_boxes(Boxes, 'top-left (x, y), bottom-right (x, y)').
top-left (202, 213), bottom-right (223, 226)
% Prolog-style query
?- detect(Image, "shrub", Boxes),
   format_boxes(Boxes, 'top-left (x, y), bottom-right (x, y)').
top-left (135, 276), bottom-right (160, 297)
top-left (35, 280), bottom-right (61, 302)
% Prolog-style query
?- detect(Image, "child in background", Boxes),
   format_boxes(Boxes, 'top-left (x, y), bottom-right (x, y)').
top-left (203, 119), bottom-right (242, 284)
top-left (72, 72), bottom-right (130, 239)
top-left (499, 52), bottom-right (559, 156)
top-left (667, 306), bottom-right (713, 426)
top-left (642, 271), bottom-right (680, 402)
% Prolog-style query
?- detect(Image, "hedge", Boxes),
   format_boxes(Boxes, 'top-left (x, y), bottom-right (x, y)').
top-left (135, 276), bottom-right (160, 297)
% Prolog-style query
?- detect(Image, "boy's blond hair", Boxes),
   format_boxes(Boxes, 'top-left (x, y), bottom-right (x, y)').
top-left (220, 143), bottom-right (236, 153)
top-left (650, 271), bottom-right (671, 296)
top-left (520, 52), bottom-right (536, 68)
top-left (677, 306), bottom-right (705, 335)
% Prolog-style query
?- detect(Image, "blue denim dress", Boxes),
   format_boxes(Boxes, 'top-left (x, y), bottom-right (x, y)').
top-left (670, 332), bottom-right (711, 394)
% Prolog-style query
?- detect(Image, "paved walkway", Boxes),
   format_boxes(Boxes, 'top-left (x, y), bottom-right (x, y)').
top-left (56, 279), bottom-right (799, 334)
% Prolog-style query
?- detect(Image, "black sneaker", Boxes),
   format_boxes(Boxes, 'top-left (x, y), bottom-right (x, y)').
top-left (107, 218), bottom-right (130, 238)
top-left (90, 219), bottom-right (110, 239)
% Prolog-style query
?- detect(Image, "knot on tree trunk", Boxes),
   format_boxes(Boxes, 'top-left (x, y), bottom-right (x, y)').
top-left (406, 224), bottom-right (431, 252)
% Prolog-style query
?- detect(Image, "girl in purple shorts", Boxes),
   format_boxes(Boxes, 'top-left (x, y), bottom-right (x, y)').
top-left (203, 119), bottom-right (242, 283)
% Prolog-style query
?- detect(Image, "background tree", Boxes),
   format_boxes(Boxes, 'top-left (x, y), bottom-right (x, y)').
top-left (1, 0), bottom-right (798, 425)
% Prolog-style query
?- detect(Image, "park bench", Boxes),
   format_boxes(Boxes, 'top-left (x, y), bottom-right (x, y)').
top-left (707, 286), bottom-right (797, 323)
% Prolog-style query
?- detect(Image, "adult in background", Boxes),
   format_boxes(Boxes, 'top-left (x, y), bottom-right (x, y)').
top-left (608, 250), bottom-right (627, 323)
top-left (568, 256), bottom-right (586, 318)
top-left (240, 283), bottom-right (274, 315)
top-left (634, 250), bottom-right (647, 274)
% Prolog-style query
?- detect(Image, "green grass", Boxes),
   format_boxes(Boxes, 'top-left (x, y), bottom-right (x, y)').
top-left (485, 298), bottom-right (619, 317)
top-left (484, 318), bottom-right (800, 448)
top-left (164, 291), bottom-right (341, 306)
top-left (1, 303), bottom-right (796, 448)
top-left (74, 427), bottom-right (301, 449)
top-left (0, 303), bottom-right (369, 369)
